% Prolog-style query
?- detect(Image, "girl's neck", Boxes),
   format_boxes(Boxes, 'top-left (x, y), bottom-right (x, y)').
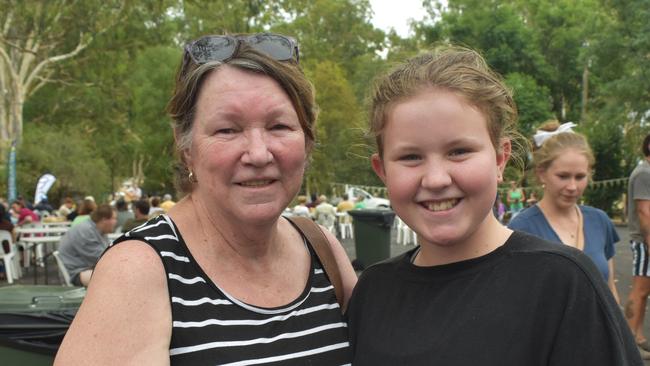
top-left (414, 214), bottom-right (512, 267)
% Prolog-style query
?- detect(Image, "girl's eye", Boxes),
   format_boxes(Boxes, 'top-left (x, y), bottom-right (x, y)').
top-left (449, 148), bottom-right (470, 157)
top-left (216, 128), bottom-right (236, 134)
top-left (399, 154), bottom-right (420, 161)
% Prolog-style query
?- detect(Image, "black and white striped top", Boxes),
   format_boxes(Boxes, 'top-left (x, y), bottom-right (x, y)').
top-left (110, 215), bottom-right (351, 366)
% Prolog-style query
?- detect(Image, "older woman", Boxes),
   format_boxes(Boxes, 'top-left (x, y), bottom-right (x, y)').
top-left (55, 33), bottom-right (356, 365)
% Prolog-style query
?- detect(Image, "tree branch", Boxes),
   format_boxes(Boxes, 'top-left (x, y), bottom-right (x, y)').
top-left (2, 9), bottom-right (12, 37)
top-left (23, 32), bottom-right (92, 95)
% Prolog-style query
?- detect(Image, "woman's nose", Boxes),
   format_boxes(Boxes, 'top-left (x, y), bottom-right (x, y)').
top-left (241, 130), bottom-right (273, 166)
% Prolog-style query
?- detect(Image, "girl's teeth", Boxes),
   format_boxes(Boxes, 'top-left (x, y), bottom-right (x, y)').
top-left (426, 199), bottom-right (458, 212)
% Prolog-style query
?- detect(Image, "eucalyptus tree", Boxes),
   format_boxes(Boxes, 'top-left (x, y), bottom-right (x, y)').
top-left (0, 0), bottom-right (127, 147)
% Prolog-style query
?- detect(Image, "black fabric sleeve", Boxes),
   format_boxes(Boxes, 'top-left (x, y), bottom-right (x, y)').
top-left (547, 256), bottom-right (642, 366)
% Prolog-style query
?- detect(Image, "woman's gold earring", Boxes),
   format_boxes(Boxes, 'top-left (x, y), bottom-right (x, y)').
top-left (188, 171), bottom-right (198, 183)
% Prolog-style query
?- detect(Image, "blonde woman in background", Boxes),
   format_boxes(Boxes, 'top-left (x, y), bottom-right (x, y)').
top-left (509, 120), bottom-right (621, 303)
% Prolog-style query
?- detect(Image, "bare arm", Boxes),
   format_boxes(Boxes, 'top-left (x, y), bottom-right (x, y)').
top-left (320, 226), bottom-right (358, 310)
top-left (637, 200), bottom-right (650, 244)
top-left (607, 259), bottom-right (620, 305)
top-left (54, 241), bottom-right (171, 366)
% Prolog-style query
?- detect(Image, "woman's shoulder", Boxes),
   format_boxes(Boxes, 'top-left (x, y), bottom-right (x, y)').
top-left (55, 239), bottom-right (171, 364)
top-left (116, 214), bottom-right (177, 242)
top-left (506, 231), bottom-right (604, 280)
top-left (580, 205), bottom-right (611, 220)
top-left (507, 205), bottom-right (542, 227)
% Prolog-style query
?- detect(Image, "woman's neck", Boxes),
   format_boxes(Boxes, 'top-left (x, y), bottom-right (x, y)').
top-left (186, 195), bottom-right (283, 260)
top-left (538, 197), bottom-right (576, 218)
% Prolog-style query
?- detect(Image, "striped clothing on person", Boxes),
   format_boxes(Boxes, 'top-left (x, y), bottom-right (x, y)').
top-left (110, 215), bottom-right (351, 365)
top-left (631, 241), bottom-right (650, 277)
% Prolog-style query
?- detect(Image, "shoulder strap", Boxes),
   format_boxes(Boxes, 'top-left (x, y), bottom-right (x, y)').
top-left (286, 216), bottom-right (344, 309)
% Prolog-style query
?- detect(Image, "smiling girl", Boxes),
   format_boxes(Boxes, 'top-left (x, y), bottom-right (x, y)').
top-left (345, 47), bottom-right (641, 365)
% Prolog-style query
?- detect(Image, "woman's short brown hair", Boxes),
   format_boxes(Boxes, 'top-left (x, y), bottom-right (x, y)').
top-left (369, 45), bottom-right (519, 159)
top-left (167, 36), bottom-right (317, 193)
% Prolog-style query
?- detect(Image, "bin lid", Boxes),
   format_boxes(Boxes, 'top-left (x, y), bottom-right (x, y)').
top-left (0, 285), bottom-right (86, 313)
top-left (348, 209), bottom-right (396, 226)
top-left (0, 286), bottom-right (84, 356)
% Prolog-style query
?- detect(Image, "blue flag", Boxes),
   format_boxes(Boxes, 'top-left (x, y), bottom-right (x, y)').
top-left (7, 141), bottom-right (16, 202)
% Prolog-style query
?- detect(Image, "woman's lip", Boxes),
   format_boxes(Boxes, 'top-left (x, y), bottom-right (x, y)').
top-left (237, 179), bottom-right (277, 187)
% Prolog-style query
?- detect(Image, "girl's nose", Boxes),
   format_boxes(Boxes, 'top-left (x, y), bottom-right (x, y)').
top-left (421, 162), bottom-right (452, 190)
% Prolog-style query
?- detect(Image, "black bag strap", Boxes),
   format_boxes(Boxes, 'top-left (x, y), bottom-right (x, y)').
top-left (286, 216), bottom-right (344, 309)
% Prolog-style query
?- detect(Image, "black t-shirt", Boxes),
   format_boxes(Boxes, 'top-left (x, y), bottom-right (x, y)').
top-left (346, 231), bottom-right (642, 366)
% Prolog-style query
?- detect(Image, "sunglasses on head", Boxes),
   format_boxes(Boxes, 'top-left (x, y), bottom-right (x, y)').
top-left (184, 33), bottom-right (300, 64)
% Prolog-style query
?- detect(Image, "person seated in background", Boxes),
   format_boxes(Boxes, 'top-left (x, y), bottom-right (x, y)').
top-left (34, 198), bottom-right (54, 215)
top-left (114, 198), bottom-right (133, 233)
top-left (57, 197), bottom-right (75, 218)
top-left (70, 198), bottom-right (97, 227)
top-left (354, 195), bottom-right (366, 209)
top-left (160, 194), bottom-right (176, 213)
top-left (57, 204), bottom-right (117, 286)
top-left (148, 196), bottom-right (165, 218)
top-left (337, 193), bottom-right (355, 213)
top-left (11, 200), bottom-right (39, 226)
top-left (314, 195), bottom-right (336, 231)
top-left (292, 195), bottom-right (311, 218)
top-left (122, 199), bottom-right (150, 232)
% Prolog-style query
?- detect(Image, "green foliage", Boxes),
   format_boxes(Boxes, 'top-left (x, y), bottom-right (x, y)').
top-left (10, 0), bottom-right (650, 203)
top-left (504, 72), bottom-right (554, 137)
top-left (582, 118), bottom-right (625, 215)
top-left (128, 46), bottom-right (180, 194)
top-left (17, 124), bottom-right (110, 203)
top-left (304, 61), bottom-right (380, 195)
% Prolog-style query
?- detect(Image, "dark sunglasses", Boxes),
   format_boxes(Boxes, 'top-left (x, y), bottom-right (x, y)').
top-left (184, 33), bottom-right (299, 64)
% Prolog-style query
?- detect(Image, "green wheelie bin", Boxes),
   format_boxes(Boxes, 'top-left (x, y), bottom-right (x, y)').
top-left (0, 285), bottom-right (86, 365)
top-left (348, 209), bottom-right (396, 270)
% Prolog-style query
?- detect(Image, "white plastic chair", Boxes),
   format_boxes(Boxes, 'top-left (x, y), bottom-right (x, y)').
top-left (52, 250), bottom-right (73, 286)
top-left (337, 213), bottom-right (354, 239)
top-left (0, 230), bottom-right (21, 284)
top-left (395, 216), bottom-right (417, 245)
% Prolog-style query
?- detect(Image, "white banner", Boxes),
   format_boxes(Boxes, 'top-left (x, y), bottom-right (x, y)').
top-left (34, 173), bottom-right (56, 205)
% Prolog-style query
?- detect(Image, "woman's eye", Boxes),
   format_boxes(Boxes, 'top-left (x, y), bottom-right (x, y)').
top-left (270, 123), bottom-right (291, 131)
top-left (215, 128), bottom-right (236, 135)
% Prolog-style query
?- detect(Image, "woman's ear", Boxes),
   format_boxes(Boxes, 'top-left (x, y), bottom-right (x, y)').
top-left (496, 138), bottom-right (511, 182)
top-left (371, 153), bottom-right (387, 184)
